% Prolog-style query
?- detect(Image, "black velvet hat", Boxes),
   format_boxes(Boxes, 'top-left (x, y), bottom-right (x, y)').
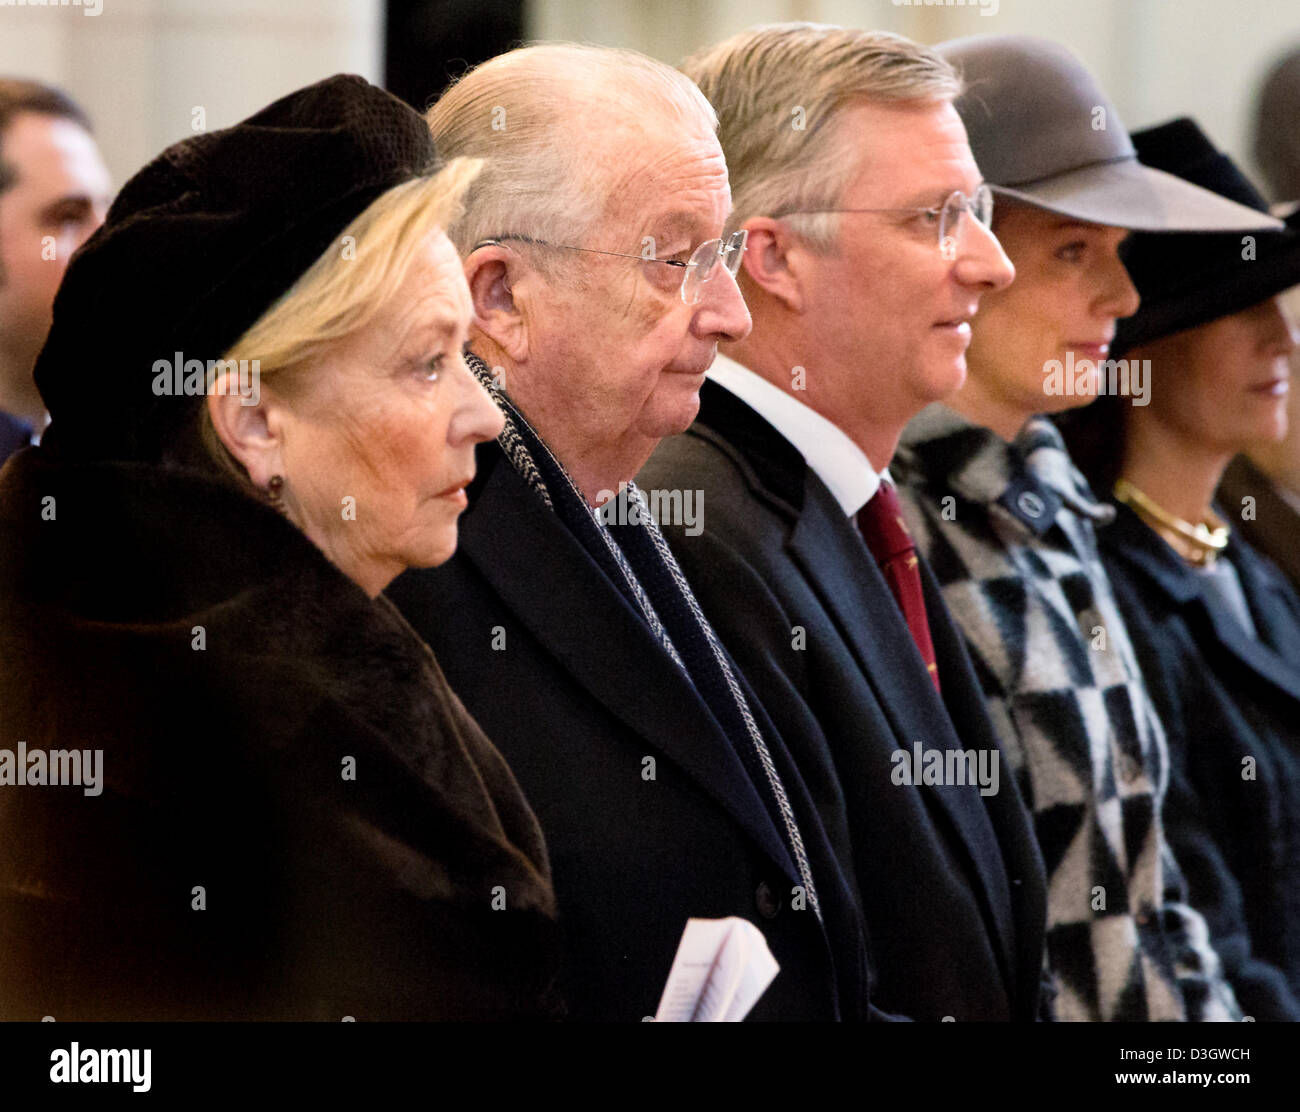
top-left (35, 74), bottom-right (438, 461)
top-left (1113, 118), bottom-right (1300, 357)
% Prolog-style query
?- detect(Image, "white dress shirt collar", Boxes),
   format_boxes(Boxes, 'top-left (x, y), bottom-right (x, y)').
top-left (707, 352), bottom-right (887, 516)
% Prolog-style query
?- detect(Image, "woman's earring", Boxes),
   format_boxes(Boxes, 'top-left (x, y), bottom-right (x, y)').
top-left (267, 474), bottom-right (286, 514)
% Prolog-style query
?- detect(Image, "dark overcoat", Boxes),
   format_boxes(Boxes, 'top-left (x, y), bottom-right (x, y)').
top-left (1099, 500), bottom-right (1300, 1020)
top-left (389, 434), bottom-right (872, 1022)
top-left (637, 381), bottom-right (1048, 1021)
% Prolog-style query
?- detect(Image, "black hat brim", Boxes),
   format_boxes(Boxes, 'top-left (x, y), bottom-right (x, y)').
top-left (1113, 208), bottom-right (1300, 357)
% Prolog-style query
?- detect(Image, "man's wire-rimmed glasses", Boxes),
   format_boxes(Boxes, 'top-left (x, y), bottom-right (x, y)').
top-left (773, 186), bottom-right (994, 261)
top-left (473, 229), bottom-right (749, 305)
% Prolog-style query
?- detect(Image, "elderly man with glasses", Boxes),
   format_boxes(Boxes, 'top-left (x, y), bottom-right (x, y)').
top-left (639, 24), bottom-right (1050, 1021)
top-left (389, 43), bottom-right (874, 1022)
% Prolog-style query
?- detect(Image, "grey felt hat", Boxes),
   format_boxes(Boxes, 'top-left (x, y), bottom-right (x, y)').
top-left (938, 34), bottom-right (1283, 233)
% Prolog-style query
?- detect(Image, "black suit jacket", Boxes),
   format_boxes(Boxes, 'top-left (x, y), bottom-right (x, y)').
top-left (0, 412), bottom-right (32, 468)
top-left (637, 380), bottom-right (1048, 1021)
top-left (1099, 501), bottom-right (1300, 1020)
top-left (388, 436), bottom-right (870, 1021)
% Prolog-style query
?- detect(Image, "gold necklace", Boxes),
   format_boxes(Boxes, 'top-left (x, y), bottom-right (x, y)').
top-left (1113, 477), bottom-right (1229, 567)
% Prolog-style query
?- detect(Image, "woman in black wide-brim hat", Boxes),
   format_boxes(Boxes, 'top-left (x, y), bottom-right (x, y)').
top-left (1060, 117), bottom-right (1300, 1021)
top-left (0, 75), bottom-right (561, 1020)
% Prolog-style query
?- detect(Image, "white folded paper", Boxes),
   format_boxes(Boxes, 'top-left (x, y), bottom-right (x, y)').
top-left (653, 916), bottom-right (779, 1022)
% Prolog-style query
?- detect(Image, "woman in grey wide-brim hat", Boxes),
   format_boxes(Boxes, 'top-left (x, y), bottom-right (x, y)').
top-left (891, 34), bottom-right (1278, 1022)
top-left (1060, 117), bottom-right (1300, 1021)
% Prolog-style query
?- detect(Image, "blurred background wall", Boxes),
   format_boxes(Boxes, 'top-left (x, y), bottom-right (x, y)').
top-left (0, 0), bottom-right (383, 187)
top-left (0, 0), bottom-right (1296, 195)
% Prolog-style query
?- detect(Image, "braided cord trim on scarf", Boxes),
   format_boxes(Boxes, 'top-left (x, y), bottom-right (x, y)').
top-left (465, 351), bottom-right (820, 921)
top-left (466, 352), bottom-right (684, 668)
top-left (466, 355), bottom-right (552, 510)
top-left (627, 481), bottom-right (822, 921)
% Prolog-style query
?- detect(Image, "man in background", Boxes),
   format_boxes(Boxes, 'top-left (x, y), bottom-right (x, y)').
top-left (0, 79), bottom-right (111, 464)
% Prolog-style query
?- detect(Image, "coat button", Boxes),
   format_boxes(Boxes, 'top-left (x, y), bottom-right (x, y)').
top-left (1017, 491), bottom-right (1046, 519)
top-left (755, 880), bottom-right (783, 920)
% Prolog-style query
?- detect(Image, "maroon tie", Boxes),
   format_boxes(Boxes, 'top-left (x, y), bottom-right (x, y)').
top-left (856, 481), bottom-right (941, 691)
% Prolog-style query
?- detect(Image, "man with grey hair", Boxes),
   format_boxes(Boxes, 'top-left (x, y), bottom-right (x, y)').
top-left (640, 23), bottom-right (1048, 1020)
top-left (389, 43), bottom-right (873, 1021)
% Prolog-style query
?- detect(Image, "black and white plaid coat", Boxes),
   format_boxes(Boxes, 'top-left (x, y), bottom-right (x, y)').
top-left (893, 404), bottom-right (1239, 1022)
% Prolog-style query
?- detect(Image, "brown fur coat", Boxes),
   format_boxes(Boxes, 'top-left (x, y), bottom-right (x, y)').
top-left (0, 447), bottom-right (559, 1020)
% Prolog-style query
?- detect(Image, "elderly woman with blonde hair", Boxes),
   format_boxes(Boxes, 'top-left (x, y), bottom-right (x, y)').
top-left (0, 76), bottom-right (558, 1020)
